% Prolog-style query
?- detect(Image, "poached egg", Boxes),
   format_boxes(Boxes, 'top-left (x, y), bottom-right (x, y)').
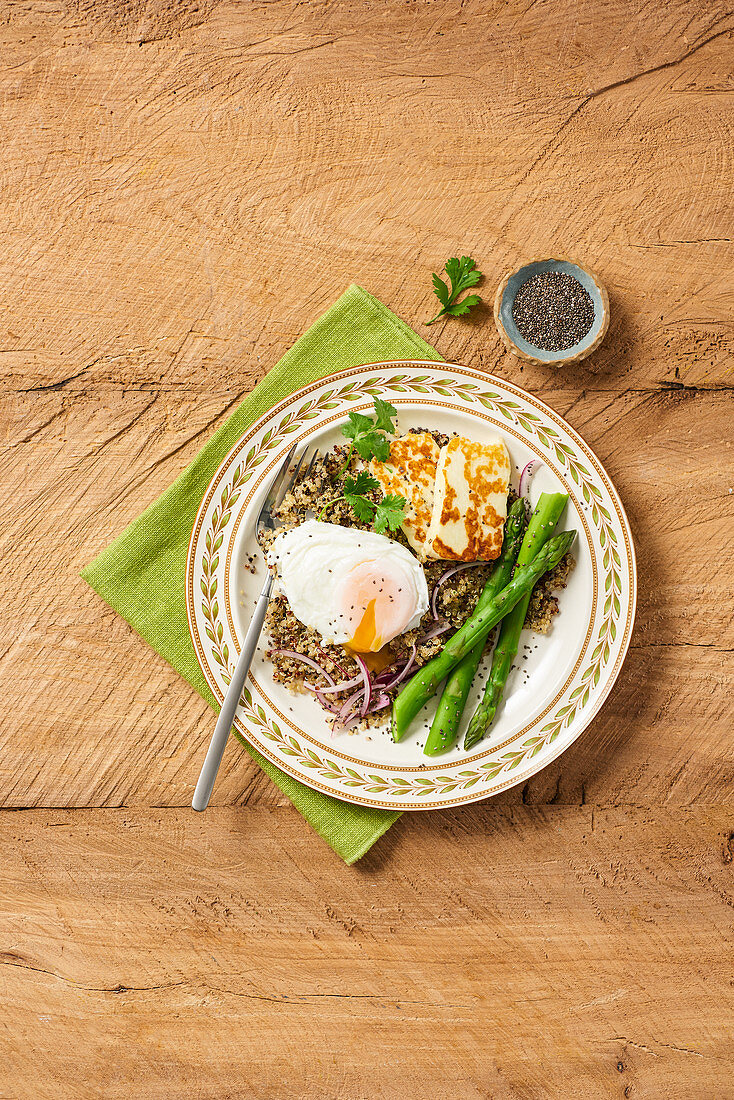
top-left (268, 520), bottom-right (428, 653)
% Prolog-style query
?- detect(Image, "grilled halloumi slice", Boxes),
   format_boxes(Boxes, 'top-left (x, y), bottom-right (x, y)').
top-left (426, 436), bottom-right (510, 561)
top-left (369, 432), bottom-right (440, 561)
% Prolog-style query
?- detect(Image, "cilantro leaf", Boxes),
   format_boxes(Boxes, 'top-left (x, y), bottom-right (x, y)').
top-left (426, 255), bottom-right (483, 324)
top-left (445, 256), bottom-right (481, 298)
top-left (446, 294), bottom-right (481, 317)
top-left (373, 494), bottom-right (406, 535)
top-left (342, 410), bottom-right (374, 442)
top-left (346, 495), bottom-right (376, 523)
top-left (345, 471), bottom-right (380, 497)
top-left (372, 396), bottom-right (398, 433)
top-left (368, 432), bottom-right (391, 463)
top-left (340, 399), bottom-right (395, 466)
top-left (431, 272), bottom-right (450, 308)
top-left (322, 465), bottom-right (406, 534)
top-left (351, 429), bottom-right (386, 462)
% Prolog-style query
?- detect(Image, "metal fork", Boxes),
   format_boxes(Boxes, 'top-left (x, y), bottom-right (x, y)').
top-left (192, 443), bottom-right (319, 811)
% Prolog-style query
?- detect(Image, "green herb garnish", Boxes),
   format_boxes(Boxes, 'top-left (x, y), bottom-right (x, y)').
top-left (372, 493), bottom-right (408, 535)
top-left (343, 470), bottom-right (381, 519)
top-left (318, 471), bottom-right (407, 534)
top-left (426, 255), bottom-right (482, 325)
top-left (318, 405), bottom-right (407, 532)
top-left (341, 396), bottom-right (398, 468)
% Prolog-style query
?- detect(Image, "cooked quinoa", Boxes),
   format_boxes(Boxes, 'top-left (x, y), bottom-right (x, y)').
top-left (264, 434), bottom-right (574, 727)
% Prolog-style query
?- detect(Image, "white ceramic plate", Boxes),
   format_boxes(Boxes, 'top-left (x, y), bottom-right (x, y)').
top-left (187, 362), bottom-right (636, 810)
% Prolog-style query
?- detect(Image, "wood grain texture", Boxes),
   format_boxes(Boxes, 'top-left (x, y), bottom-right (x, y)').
top-left (2, 807), bottom-right (733, 1099)
top-left (0, 0), bottom-right (732, 1095)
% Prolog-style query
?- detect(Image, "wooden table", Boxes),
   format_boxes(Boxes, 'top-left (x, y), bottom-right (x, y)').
top-left (2, 2), bottom-right (732, 1096)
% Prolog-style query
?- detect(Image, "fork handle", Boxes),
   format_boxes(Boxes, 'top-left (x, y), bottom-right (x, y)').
top-left (192, 574), bottom-right (273, 812)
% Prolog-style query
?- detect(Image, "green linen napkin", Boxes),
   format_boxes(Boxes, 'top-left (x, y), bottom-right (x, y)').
top-left (82, 285), bottom-right (443, 863)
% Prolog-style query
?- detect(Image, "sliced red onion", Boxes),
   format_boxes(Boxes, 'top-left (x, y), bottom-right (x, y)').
top-left (335, 712), bottom-right (362, 733)
top-left (380, 644), bottom-right (417, 691)
top-left (370, 693), bottom-right (391, 711)
top-left (373, 652), bottom-right (411, 682)
top-left (519, 460), bottom-right (538, 498)
top-left (270, 649), bottom-right (337, 687)
top-left (332, 688), bottom-right (365, 730)
top-left (337, 687), bottom-right (363, 718)
top-left (373, 663), bottom-right (401, 685)
top-left (418, 619), bottom-right (452, 642)
top-left (312, 688), bottom-right (342, 715)
top-left (304, 674), bottom-right (363, 696)
top-left (317, 646), bottom-right (348, 678)
top-left (352, 654), bottom-right (372, 716)
top-left (431, 562), bottom-right (485, 618)
top-left (373, 654), bottom-right (409, 685)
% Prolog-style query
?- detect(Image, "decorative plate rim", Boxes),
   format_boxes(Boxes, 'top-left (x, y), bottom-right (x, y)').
top-left (186, 361), bottom-right (637, 810)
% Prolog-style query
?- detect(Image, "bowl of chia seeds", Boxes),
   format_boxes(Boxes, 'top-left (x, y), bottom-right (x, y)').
top-left (493, 258), bottom-right (609, 366)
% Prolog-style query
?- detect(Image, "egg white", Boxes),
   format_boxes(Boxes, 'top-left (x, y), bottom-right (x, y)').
top-left (268, 520), bottom-right (428, 649)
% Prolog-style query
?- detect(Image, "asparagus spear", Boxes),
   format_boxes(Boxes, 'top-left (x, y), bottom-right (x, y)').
top-left (423, 499), bottom-right (527, 757)
top-left (464, 491), bottom-right (568, 750)
top-left (391, 528), bottom-right (576, 742)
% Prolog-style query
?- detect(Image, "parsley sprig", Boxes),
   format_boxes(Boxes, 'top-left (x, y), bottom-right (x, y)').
top-left (317, 398), bottom-right (407, 534)
top-left (318, 471), bottom-right (406, 534)
top-left (426, 255), bottom-right (482, 325)
top-left (340, 396), bottom-right (397, 469)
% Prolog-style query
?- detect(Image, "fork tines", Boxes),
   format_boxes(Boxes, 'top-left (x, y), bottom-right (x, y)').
top-left (257, 445), bottom-right (320, 541)
top-left (276, 445), bottom-right (319, 509)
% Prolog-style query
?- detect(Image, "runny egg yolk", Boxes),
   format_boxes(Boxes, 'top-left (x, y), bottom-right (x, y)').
top-left (336, 560), bottom-right (418, 653)
top-left (268, 521), bottom-right (429, 653)
top-left (351, 598), bottom-right (378, 652)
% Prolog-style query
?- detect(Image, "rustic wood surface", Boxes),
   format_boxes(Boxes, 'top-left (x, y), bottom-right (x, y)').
top-left (1, 1), bottom-right (732, 1096)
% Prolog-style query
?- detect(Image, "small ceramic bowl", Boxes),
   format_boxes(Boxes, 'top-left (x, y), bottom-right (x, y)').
top-left (494, 257), bottom-right (609, 367)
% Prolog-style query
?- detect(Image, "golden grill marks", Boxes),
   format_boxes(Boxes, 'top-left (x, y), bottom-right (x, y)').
top-left (425, 436), bottom-right (510, 561)
top-left (369, 432), bottom-right (440, 561)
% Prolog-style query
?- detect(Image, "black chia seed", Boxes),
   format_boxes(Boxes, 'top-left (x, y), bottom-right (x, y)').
top-left (512, 271), bottom-right (595, 351)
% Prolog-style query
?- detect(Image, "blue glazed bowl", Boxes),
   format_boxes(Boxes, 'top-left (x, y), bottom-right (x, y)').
top-left (493, 257), bottom-right (609, 366)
